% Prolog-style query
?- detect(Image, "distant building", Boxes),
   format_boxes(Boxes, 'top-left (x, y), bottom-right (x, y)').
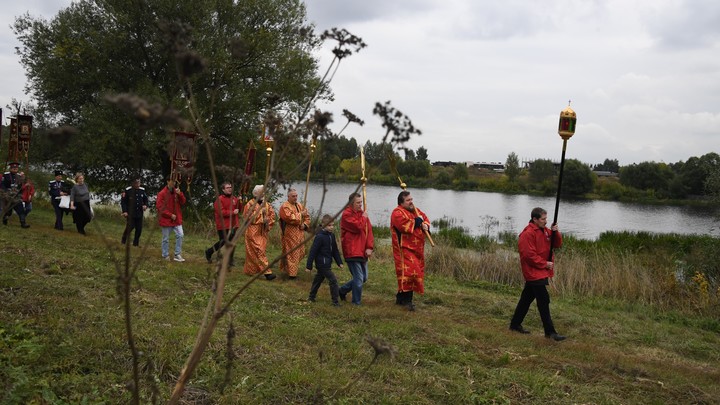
top-left (471, 162), bottom-right (505, 171)
top-left (432, 161), bottom-right (456, 167)
top-left (593, 170), bottom-right (618, 177)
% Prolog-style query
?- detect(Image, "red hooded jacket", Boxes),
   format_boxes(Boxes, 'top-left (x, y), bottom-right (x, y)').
top-left (214, 193), bottom-right (242, 231)
top-left (156, 186), bottom-right (186, 227)
top-left (340, 205), bottom-right (374, 261)
top-left (518, 222), bottom-right (562, 282)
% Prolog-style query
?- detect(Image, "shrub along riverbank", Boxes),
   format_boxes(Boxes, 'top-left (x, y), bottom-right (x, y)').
top-left (1, 203), bottom-right (719, 403)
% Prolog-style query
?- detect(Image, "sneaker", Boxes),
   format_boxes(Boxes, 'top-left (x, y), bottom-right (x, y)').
top-left (205, 249), bottom-right (213, 263)
top-left (173, 254), bottom-right (186, 262)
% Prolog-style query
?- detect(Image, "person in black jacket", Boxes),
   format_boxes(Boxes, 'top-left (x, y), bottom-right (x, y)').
top-left (121, 178), bottom-right (149, 246)
top-left (48, 170), bottom-right (69, 230)
top-left (306, 215), bottom-right (344, 306)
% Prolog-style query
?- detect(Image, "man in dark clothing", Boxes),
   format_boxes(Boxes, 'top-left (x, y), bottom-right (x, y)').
top-left (1, 162), bottom-right (29, 228)
top-left (121, 178), bottom-right (149, 246)
top-left (49, 170), bottom-right (69, 230)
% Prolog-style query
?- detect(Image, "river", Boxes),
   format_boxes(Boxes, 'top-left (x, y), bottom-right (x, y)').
top-left (287, 182), bottom-right (720, 240)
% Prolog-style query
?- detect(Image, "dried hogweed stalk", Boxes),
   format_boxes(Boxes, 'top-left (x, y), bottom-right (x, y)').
top-left (373, 100), bottom-right (422, 145)
top-left (321, 28), bottom-right (367, 59)
top-left (342, 109), bottom-right (365, 126)
top-left (105, 93), bottom-right (190, 129)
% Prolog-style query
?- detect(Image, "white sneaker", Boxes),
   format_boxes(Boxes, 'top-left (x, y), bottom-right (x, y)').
top-left (173, 254), bottom-right (186, 262)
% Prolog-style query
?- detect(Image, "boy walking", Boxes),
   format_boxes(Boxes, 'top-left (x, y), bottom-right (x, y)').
top-left (306, 215), bottom-right (343, 306)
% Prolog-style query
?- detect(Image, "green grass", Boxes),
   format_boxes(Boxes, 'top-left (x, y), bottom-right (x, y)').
top-left (1, 203), bottom-right (719, 403)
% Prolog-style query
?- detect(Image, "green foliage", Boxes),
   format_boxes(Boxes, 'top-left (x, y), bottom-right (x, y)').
top-left (451, 164), bottom-right (468, 181)
top-left (620, 161), bottom-right (675, 196)
top-left (2, 207), bottom-right (720, 403)
top-left (504, 152), bottom-right (521, 183)
top-left (595, 178), bottom-right (625, 200)
top-left (528, 158), bottom-right (555, 184)
top-left (431, 216), bottom-right (494, 251)
top-left (14, 0), bottom-right (322, 192)
top-left (397, 159), bottom-right (431, 178)
top-left (416, 146), bottom-right (429, 161)
top-left (677, 152), bottom-right (720, 196)
top-left (594, 158), bottom-right (619, 173)
top-left (561, 159), bottom-right (595, 196)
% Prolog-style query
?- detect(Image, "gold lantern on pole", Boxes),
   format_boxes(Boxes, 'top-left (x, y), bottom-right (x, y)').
top-left (549, 103), bottom-right (577, 258)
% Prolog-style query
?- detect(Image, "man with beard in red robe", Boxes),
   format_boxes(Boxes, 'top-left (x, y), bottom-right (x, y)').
top-left (391, 190), bottom-right (430, 311)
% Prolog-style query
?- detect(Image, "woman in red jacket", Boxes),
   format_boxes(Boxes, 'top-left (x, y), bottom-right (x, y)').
top-left (509, 207), bottom-right (566, 341)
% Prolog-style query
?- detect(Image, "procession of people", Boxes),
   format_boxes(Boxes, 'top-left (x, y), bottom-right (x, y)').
top-left (2, 160), bottom-right (566, 340)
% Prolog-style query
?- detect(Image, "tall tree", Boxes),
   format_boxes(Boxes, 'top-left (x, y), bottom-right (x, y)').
top-left (562, 159), bottom-right (595, 196)
top-left (14, 0), bottom-right (323, 191)
top-left (528, 158), bottom-right (555, 183)
top-left (505, 152), bottom-right (521, 183)
top-left (416, 146), bottom-right (429, 161)
top-left (619, 161), bottom-right (674, 195)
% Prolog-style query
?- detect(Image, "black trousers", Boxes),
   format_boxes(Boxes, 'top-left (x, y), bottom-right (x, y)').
top-left (510, 282), bottom-right (557, 335)
top-left (52, 202), bottom-right (65, 230)
top-left (396, 291), bottom-right (414, 305)
top-left (308, 268), bottom-right (339, 303)
top-left (207, 229), bottom-right (238, 262)
top-left (122, 216), bottom-right (144, 245)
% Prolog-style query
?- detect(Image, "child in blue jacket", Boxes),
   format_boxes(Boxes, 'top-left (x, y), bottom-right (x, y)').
top-left (306, 215), bottom-right (343, 306)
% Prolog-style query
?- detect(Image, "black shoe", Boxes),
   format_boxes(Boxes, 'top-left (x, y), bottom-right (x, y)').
top-left (408, 302), bottom-right (416, 311)
top-left (132, 243), bottom-right (139, 247)
top-left (339, 291), bottom-right (347, 302)
top-left (2, 217), bottom-right (7, 225)
top-left (308, 297), bottom-right (316, 303)
top-left (21, 223), bottom-right (30, 228)
top-left (545, 333), bottom-right (566, 342)
top-left (264, 274), bottom-right (277, 281)
top-left (509, 325), bottom-right (531, 334)
top-left (205, 249), bottom-right (213, 263)
top-left (289, 276), bottom-right (297, 280)
top-left (332, 302), bottom-right (340, 307)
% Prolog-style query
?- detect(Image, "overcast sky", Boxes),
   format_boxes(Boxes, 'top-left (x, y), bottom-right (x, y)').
top-left (2, 0), bottom-right (719, 166)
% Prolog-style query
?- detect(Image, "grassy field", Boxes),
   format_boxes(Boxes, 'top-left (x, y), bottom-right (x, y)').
top-left (1, 203), bottom-right (719, 404)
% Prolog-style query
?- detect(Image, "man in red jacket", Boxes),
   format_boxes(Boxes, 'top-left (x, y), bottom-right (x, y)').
top-left (509, 207), bottom-right (566, 341)
top-left (157, 178), bottom-right (187, 262)
top-left (339, 192), bottom-right (374, 305)
top-left (205, 182), bottom-right (242, 266)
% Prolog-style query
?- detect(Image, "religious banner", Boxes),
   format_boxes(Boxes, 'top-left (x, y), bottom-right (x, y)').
top-left (240, 140), bottom-right (256, 200)
top-left (7, 118), bottom-right (18, 166)
top-left (17, 115), bottom-right (32, 166)
top-left (170, 131), bottom-right (197, 187)
top-left (6, 115), bottom-right (33, 168)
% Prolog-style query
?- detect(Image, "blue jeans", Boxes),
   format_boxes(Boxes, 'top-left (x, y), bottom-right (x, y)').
top-left (161, 225), bottom-right (184, 257)
top-left (339, 261), bottom-right (368, 305)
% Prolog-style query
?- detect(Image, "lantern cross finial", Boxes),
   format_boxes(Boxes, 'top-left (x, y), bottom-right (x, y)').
top-left (568, 99), bottom-right (572, 106)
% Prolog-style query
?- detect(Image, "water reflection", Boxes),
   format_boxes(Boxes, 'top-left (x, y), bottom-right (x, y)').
top-left (287, 182), bottom-right (720, 240)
